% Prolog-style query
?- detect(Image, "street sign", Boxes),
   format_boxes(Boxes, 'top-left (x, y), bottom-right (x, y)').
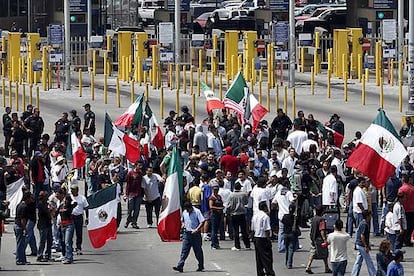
top-left (273, 21), bottom-right (289, 44)
top-left (269, 0), bottom-right (288, 10)
top-left (373, 0), bottom-right (396, 9)
top-left (383, 48), bottom-right (396, 58)
top-left (382, 19), bottom-right (397, 42)
top-left (49, 24), bottom-right (64, 45)
top-left (158, 23), bottom-right (173, 45)
top-left (70, 0), bottom-right (87, 12)
top-left (362, 38), bottom-right (371, 51)
top-left (160, 51), bottom-right (174, 62)
top-left (49, 52), bottom-right (63, 63)
top-left (256, 40), bottom-right (266, 53)
top-left (275, 50), bottom-right (289, 61)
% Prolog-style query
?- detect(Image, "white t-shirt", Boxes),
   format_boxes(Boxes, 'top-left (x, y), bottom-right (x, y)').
top-left (327, 231), bottom-right (351, 262)
top-left (384, 211), bottom-right (395, 234)
top-left (393, 202), bottom-right (407, 231)
top-left (251, 186), bottom-right (271, 214)
top-left (301, 139), bottom-right (319, 153)
top-left (251, 210), bottom-right (271, 238)
top-left (282, 156), bottom-right (297, 178)
top-left (322, 174), bottom-right (338, 206)
top-left (352, 186), bottom-right (368, 213)
top-left (71, 194), bottom-right (89, 216)
top-left (287, 130), bottom-right (308, 154)
top-left (272, 187), bottom-right (294, 220)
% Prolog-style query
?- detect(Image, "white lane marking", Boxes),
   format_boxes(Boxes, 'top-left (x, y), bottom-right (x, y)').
top-left (40, 268), bottom-right (46, 276)
top-left (212, 262), bottom-right (222, 270)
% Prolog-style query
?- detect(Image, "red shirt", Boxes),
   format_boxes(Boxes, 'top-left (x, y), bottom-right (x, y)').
top-left (125, 170), bottom-right (143, 197)
top-left (220, 154), bottom-right (240, 176)
top-left (398, 183), bottom-right (414, 212)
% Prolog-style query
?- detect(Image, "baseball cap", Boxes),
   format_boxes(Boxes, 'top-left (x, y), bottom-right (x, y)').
top-left (70, 184), bottom-right (79, 190)
top-left (34, 151), bottom-right (42, 157)
top-left (83, 103), bottom-right (91, 108)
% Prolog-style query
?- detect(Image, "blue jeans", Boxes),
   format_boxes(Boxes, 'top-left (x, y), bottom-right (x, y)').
top-left (386, 232), bottom-right (397, 253)
top-left (278, 221), bottom-right (285, 252)
top-left (380, 203), bottom-right (389, 233)
top-left (351, 245), bottom-right (377, 276)
top-left (25, 219), bottom-right (37, 255)
top-left (14, 224), bottom-right (27, 263)
top-left (126, 196), bottom-right (142, 225)
top-left (210, 212), bottom-right (222, 248)
top-left (73, 215), bottom-right (84, 251)
top-left (353, 212), bottom-right (363, 231)
top-left (347, 204), bottom-right (354, 236)
top-left (371, 203), bottom-right (379, 235)
top-left (51, 218), bottom-right (61, 250)
top-left (332, 260), bottom-right (347, 276)
top-left (284, 233), bottom-right (295, 268)
top-left (62, 224), bottom-right (75, 262)
top-left (177, 231), bottom-right (204, 269)
top-left (38, 226), bottom-right (52, 258)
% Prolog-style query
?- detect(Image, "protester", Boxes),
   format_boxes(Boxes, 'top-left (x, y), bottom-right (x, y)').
top-left (326, 219), bottom-right (351, 276)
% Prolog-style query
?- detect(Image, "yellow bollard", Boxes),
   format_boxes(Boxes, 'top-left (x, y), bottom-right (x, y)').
top-left (292, 87), bottom-right (296, 119)
top-left (380, 77), bottom-right (384, 109)
top-left (131, 80), bottom-right (135, 103)
top-left (116, 77), bottom-right (120, 108)
top-left (327, 70), bottom-right (331, 99)
top-left (144, 70), bottom-right (148, 84)
top-left (199, 49), bottom-right (203, 70)
top-left (251, 58), bottom-right (256, 84)
top-left (344, 72), bottom-right (348, 102)
top-left (183, 65), bottom-right (187, 94)
top-left (398, 60), bottom-right (403, 84)
top-left (176, 88), bottom-right (180, 115)
top-left (219, 73), bottom-right (223, 100)
top-left (231, 55), bottom-right (237, 79)
top-left (259, 80), bottom-right (262, 105)
top-left (197, 68), bottom-right (201, 97)
top-left (8, 80), bottom-right (12, 108)
top-left (145, 83), bottom-right (149, 102)
top-left (276, 84), bottom-right (279, 111)
top-left (192, 93), bottom-right (196, 121)
top-left (362, 75), bottom-right (366, 106)
top-left (342, 53), bottom-right (346, 79)
top-left (18, 58), bottom-right (22, 84)
top-left (212, 71), bottom-right (215, 93)
top-left (266, 82), bottom-right (270, 112)
top-left (390, 59), bottom-right (394, 86)
top-left (375, 41), bottom-right (381, 86)
top-left (29, 84), bottom-right (33, 105)
top-left (311, 66), bottom-right (315, 95)
top-left (15, 82), bottom-right (18, 111)
top-left (358, 54), bottom-right (362, 82)
top-left (2, 78), bottom-right (5, 107)
top-left (365, 68), bottom-right (369, 82)
top-left (137, 58), bottom-right (142, 84)
top-left (42, 47), bottom-right (47, 91)
top-left (238, 55), bottom-right (242, 72)
top-left (190, 65), bottom-right (194, 95)
top-left (91, 72), bottom-right (95, 101)
top-left (36, 86), bottom-right (40, 109)
top-left (226, 74), bottom-right (230, 90)
top-left (92, 50), bottom-right (97, 76)
top-left (104, 74), bottom-right (108, 104)
top-left (168, 63), bottom-right (173, 88)
top-left (301, 47), bottom-right (305, 73)
top-left (160, 86), bottom-right (164, 119)
top-left (78, 69), bottom-right (82, 97)
top-left (176, 63), bottom-right (180, 93)
top-left (104, 52), bottom-right (108, 76)
top-left (399, 79), bottom-right (403, 112)
top-left (283, 86), bottom-right (288, 114)
top-left (204, 69), bottom-right (208, 86)
top-left (22, 84), bottom-right (25, 110)
top-left (327, 49), bottom-right (332, 74)
top-left (48, 64), bottom-right (52, 90)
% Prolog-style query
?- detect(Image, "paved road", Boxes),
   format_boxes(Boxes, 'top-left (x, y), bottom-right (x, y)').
top-left (0, 70), bottom-right (413, 275)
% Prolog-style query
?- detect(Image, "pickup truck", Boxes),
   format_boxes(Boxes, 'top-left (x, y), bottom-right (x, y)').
top-left (204, 8), bottom-right (256, 34)
top-left (137, 0), bottom-right (164, 26)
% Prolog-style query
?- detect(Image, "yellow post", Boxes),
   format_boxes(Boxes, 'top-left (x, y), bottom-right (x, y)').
top-left (267, 43), bottom-right (271, 86)
top-left (42, 46), bottom-right (47, 91)
top-left (398, 60), bottom-right (403, 84)
top-left (131, 80), bottom-right (135, 103)
top-left (375, 41), bottom-right (381, 86)
top-left (1, 78), bottom-right (5, 107)
top-left (91, 72), bottom-right (95, 101)
top-left (231, 55), bottom-right (237, 79)
top-left (219, 73), bottom-right (223, 100)
top-left (259, 80), bottom-right (262, 104)
top-left (145, 83), bottom-right (149, 102)
top-left (327, 70), bottom-right (331, 99)
top-left (183, 65), bottom-right (187, 94)
top-left (225, 31), bottom-right (239, 79)
top-left (160, 86), bottom-right (164, 119)
top-left (190, 65), bottom-right (194, 95)
top-left (365, 68), bottom-right (369, 82)
top-left (380, 77), bottom-right (384, 109)
top-left (36, 86), bottom-right (40, 109)
top-left (238, 55), bottom-right (242, 71)
top-left (8, 80), bottom-right (12, 108)
top-left (144, 70), bottom-right (148, 84)
top-left (301, 47), bottom-right (305, 73)
top-left (116, 77), bottom-right (120, 108)
top-left (311, 66), bottom-right (315, 95)
top-left (151, 45), bottom-right (158, 88)
top-left (15, 82), bottom-right (18, 111)
top-left (118, 31), bottom-right (132, 81)
top-left (197, 68), bottom-right (201, 97)
top-left (137, 58), bottom-right (142, 84)
top-left (199, 49), bottom-right (203, 71)
top-left (358, 54), bottom-right (362, 82)
top-left (176, 63), bottom-right (180, 93)
top-left (362, 75), bottom-right (366, 105)
top-left (22, 83), bottom-right (25, 110)
top-left (342, 53), bottom-right (346, 79)
top-left (29, 84), bottom-right (33, 105)
top-left (390, 59), bottom-right (394, 86)
top-left (204, 69), bottom-right (208, 86)
top-left (106, 35), bottom-right (112, 74)
top-left (314, 31), bottom-right (320, 74)
top-left (344, 72), bottom-right (348, 102)
top-left (349, 53), bottom-right (354, 79)
top-left (399, 77), bottom-right (403, 112)
top-left (212, 69), bottom-right (215, 92)
top-left (78, 69), bottom-right (82, 97)
top-left (292, 88), bottom-right (296, 119)
top-left (283, 86), bottom-right (288, 114)
top-left (92, 50), bottom-right (97, 76)
top-left (192, 93), bottom-right (196, 121)
top-left (265, 83), bottom-right (270, 112)
top-left (104, 74), bottom-right (108, 104)
top-left (104, 52), bottom-right (108, 76)
top-left (176, 88), bottom-right (180, 114)
top-left (251, 58), bottom-right (256, 84)
top-left (327, 49), bottom-right (332, 74)
top-left (168, 63), bottom-right (173, 88)
top-left (48, 64), bottom-right (52, 90)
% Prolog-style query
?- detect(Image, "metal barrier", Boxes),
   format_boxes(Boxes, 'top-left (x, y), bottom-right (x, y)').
top-left (70, 36), bottom-right (88, 70)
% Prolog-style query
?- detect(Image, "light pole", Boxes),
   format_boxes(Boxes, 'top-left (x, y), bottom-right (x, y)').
top-left (64, 0), bottom-right (71, 90)
top-left (175, 0), bottom-right (181, 64)
top-left (408, 0), bottom-right (414, 113)
top-left (288, 0), bottom-right (295, 88)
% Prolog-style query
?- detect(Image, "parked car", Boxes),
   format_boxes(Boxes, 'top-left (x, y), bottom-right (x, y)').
top-left (296, 6), bottom-right (347, 34)
top-left (295, 6), bottom-right (329, 22)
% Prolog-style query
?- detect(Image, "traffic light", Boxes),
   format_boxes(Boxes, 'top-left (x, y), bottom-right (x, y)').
top-left (70, 14), bottom-right (86, 23)
top-left (376, 11), bottom-right (393, 20)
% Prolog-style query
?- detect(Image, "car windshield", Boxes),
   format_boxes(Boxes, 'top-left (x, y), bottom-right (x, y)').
top-left (312, 8), bottom-right (327, 17)
top-left (197, 12), bottom-right (211, 20)
top-left (318, 9), bottom-right (333, 20)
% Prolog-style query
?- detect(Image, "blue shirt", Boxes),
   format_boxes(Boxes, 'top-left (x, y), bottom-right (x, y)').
top-left (182, 207), bottom-right (205, 232)
top-left (355, 220), bottom-right (369, 247)
top-left (387, 261), bottom-right (404, 276)
top-left (201, 183), bottom-right (212, 214)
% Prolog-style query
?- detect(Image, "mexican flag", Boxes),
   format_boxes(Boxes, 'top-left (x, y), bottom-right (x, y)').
top-left (114, 94), bottom-right (144, 127)
top-left (223, 71), bottom-right (247, 115)
top-left (6, 177), bottom-right (25, 218)
top-left (143, 103), bottom-right (164, 150)
top-left (70, 132), bottom-right (86, 169)
top-left (87, 184), bottom-right (118, 249)
top-left (244, 90), bottom-right (268, 131)
top-left (346, 109), bottom-right (407, 189)
top-left (316, 121), bottom-right (344, 148)
top-left (200, 81), bottom-right (224, 113)
top-left (157, 146), bottom-right (183, 242)
top-left (104, 113), bottom-right (140, 163)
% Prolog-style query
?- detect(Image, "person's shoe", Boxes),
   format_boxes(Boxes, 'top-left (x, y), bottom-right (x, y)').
top-left (51, 248), bottom-right (57, 253)
top-left (36, 256), bottom-right (43, 262)
top-left (147, 224), bottom-right (153, 228)
top-left (62, 259), bottom-right (72, 264)
top-left (132, 224), bottom-right (140, 229)
top-left (124, 222), bottom-right (130, 228)
top-left (29, 252), bottom-right (37, 256)
top-left (287, 266), bottom-right (292, 269)
top-left (245, 247), bottom-right (252, 250)
top-left (172, 266), bottom-right (183, 272)
top-left (16, 261), bottom-right (30, 265)
top-left (231, 247), bottom-right (240, 251)
top-left (305, 268), bottom-right (314, 274)
top-left (76, 249), bottom-right (83, 255)
top-left (39, 257), bottom-right (49, 263)
top-left (325, 268), bottom-right (332, 273)
top-left (55, 256), bottom-right (65, 262)
top-left (196, 267), bottom-right (204, 272)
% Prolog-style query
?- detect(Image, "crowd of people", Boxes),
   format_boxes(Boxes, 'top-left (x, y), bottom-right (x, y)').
top-left (0, 102), bottom-right (413, 276)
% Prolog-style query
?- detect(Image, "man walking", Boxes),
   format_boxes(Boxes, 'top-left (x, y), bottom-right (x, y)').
top-left (251, 201), bottom-right (275, 276)
top-left (70, 185), bottom-right (89, 255)
top-left (327, 219), bottom-right (351, 276)
top-left (83, 104), bottom-right (96, 136)
top-left (351, 210), bottom-right (376, 276)
top-left (142, 166), bottom-right (163, 228)
top-left (173, 201), bottom-right (205, 273)
top-left (124, 161), bottom-right (143, 229)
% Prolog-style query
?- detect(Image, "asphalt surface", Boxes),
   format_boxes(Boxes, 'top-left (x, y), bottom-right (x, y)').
top-left (0, 68), bottom-right (413, 275)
